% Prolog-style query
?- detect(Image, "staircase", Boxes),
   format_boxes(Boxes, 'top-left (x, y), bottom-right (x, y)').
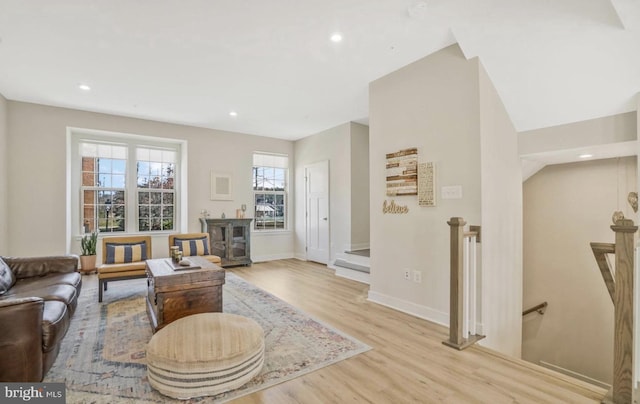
top-left (589, 217), bottom-right (637, 404)
top-left (331, 249), bottom-right (370, 284)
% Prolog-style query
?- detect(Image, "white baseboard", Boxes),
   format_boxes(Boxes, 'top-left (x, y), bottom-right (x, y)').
top-left (251, 252), bottom-right (294, 263)
top-left (539, 361), bottom-right (610, 390)
top-left (293, 253), bottom-right (306, 261)
top-left (346, 243), bottom-right (370, 252)
top-left (367, 290), bottom-right (449, 327)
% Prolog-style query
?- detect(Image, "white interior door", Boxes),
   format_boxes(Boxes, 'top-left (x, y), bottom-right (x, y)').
top-left (306, 160), bottom-right (329, 264)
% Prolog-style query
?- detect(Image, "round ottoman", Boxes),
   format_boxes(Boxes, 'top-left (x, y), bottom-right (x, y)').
top-left (146, 313), bottom-right (264, 400)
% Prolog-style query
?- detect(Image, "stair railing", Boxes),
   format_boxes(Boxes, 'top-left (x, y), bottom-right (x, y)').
top-left (590, 217), bottom-right (637, 404)
top-left (522, 301), bottom-right (548, 316)
top-left (443, 217), bottom-right (484, 350)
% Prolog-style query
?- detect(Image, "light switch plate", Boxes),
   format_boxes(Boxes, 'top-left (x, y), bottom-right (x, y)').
top-left (441, 185), bottom-right (462, 199)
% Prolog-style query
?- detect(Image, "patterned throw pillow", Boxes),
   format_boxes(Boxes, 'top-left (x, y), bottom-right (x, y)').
top-left (0, 258), bottom-right (16, 295)
top-left (105, 242), bottom-right (148, 264)
top-left (174, 237), bottom-right (210, 257)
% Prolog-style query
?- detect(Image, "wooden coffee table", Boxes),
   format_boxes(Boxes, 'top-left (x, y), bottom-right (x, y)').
top-left (145, 256), bottom-right (225, 333)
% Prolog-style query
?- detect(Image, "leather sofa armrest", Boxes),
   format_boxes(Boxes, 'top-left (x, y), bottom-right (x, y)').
top-left (0, 297), bottom-right (44, 381)
top-left (3, 255), bottom-right (79, 279)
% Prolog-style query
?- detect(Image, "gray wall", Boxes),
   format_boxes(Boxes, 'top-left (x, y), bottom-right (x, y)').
top-left (478, 62), bottom-right (523, 356)
top-left (0, 93), bottom-right (7, 254)
top-left (368, 43), bottom-right (481, 331)
top-left (6, 101), bottom-right (294, 260)
top-left (294, 122), bottom-right (371, 263)
top-left (294, 123), bottom-right (351, 262)
top-left (350, 122), bottom-right (370, 250)
top-left (523, 156), bottom-right (637, 384)
top-left (368, 44), bottom-right (523, 357)
top-left (519, 111), bottom-right (637, 155)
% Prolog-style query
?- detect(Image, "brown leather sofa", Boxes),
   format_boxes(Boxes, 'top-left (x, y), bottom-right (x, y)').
top-left (0, 255), bottom-right (82, 382)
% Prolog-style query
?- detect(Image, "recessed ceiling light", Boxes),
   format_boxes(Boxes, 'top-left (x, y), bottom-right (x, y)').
top-left (78, 84), bottom-right (91, 91)
top-left (229, 111), bottom-right (238, 117)
top-left (408, 1), bottom-right (428, 19)
top-left (579, 154), bottom-right (593, 159)
top-left (330, 33), bottom-right (343, 43)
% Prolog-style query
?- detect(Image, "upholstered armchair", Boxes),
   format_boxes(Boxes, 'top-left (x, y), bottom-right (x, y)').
top-left (97, 235), bottom-right (152, 302)
top-left (168, 233), bottom-right (221, 265)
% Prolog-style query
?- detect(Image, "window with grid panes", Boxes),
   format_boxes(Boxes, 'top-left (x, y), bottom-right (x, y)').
top-left (76, 137), bottom-right (179, 234)
top-left (136, 148), bottom-right (176, 231)
top-left (252, 153), bottom-right (288, 231)
top-left (80, 143), bottom-right (127, 233)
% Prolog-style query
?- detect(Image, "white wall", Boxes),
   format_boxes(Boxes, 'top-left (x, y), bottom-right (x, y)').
top-left (368, 44), bottom-right (483, 328)
top-left (523, 156), bottom-right (637, 385)
top-left (293, 123), bottom-right (351, 262)
top-left (6, 101), bottom-right (294, 260)
top-left (350, 122), bottom-right (370, 250)
top-left (0, 93), bottom-right (8, 254)
top-left (478, 62), bottom-right (523, 356)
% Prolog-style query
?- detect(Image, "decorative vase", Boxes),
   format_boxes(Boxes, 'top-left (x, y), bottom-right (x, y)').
top-left (80, 255), bottom-right (97, 274)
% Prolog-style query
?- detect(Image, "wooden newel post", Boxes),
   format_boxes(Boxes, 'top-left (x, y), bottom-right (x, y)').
top-left (443, 217), bottom-right (484, 350)
top-left (447, 217), bottom-right (465, 347)
top-left (610, 218), bottom-right (638, 404)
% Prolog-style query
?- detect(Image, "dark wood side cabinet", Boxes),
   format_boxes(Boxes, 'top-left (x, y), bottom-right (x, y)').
top-left (200, 218), bottom-right (252, 267)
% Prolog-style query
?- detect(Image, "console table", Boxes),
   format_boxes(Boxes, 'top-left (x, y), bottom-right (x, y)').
top-left (200, 218), bottom-right (252, 267)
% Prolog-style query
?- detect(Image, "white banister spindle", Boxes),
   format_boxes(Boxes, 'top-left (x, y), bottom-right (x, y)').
top-left (463, 238), bottom-right (470, 338)
top-left (468, 235), bottom-right (477, 336)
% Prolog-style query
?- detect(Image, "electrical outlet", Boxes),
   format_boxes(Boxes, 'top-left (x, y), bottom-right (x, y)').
top-left (413, 270), bottom-right (422, 283)
top-left (404, 270), bottom-right (411, 280)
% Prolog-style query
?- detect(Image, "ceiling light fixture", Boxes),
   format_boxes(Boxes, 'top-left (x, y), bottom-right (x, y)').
top-left (229, 111), bottom-right (238, 117)
top-left (579, 154), bottom-right (593, 159)
top-left (78, 84), bottom-right (91, 91)
top-left (330, 33), bottom-right (343, 43)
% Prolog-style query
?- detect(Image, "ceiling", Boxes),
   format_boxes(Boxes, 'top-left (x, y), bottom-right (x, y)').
top-left (0, 0), bottom-right (638, 141)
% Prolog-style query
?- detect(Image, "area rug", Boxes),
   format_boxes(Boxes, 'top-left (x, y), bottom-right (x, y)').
top-left (44, 272), bottom-right (371, 403)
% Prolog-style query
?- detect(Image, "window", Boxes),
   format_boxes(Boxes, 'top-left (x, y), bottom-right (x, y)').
top-left (253, 153), bottom-right (288, 231)
top-left (80, 143), bottom-right (127, 233)
top-left (71, 130), bottom-right (183, 235)
top-left (136, 148), bottom-right (176, 231)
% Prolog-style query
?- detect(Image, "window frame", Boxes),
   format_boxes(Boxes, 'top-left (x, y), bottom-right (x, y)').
top-left (68, 128), bottom-right (187, 239)
top-left (79, 142), bottom-right (128, 234)
top-left (252, 153), bottom-right (289, 232)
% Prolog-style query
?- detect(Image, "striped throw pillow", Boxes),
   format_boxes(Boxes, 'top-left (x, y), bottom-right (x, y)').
top-left (105, 242), bottom-right (148, 264)
top-left (174, 237), bottom-right (210, 257)
top-left (0, 258), bottom-right (16, 295)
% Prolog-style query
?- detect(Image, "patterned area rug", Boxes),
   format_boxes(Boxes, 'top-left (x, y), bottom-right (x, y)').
top-left (44, 272), bottom-right (370, 403)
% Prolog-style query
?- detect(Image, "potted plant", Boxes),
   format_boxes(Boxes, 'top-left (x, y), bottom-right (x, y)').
top-left (80, 231), bottom-right (98, 274)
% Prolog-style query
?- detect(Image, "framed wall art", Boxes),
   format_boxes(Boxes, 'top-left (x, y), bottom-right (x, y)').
top-left (386, 148), bottom-right (418, 196)
top-left (210, 172), bottom-right (233, 201)
top-left (418, 162), bottom-right (436, 207)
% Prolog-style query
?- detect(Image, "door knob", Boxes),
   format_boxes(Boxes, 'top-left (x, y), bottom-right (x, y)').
top-left (323, 217), bottom-right (328, 221)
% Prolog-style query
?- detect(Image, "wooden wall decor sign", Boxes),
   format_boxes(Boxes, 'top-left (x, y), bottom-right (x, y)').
top-left (386, 148), bottom-right (418, 196)
top-left (418, 162), bottom-right (436, 207)
top-left (382, 200), bottom-right (409, 214)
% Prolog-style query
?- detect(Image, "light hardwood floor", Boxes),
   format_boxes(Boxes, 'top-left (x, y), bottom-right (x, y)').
top-left (229, 259), bottom-right (605, 404)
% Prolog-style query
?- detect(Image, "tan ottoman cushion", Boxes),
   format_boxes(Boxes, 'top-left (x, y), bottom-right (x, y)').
top-left (146, 312), bottom-right (264, 399)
